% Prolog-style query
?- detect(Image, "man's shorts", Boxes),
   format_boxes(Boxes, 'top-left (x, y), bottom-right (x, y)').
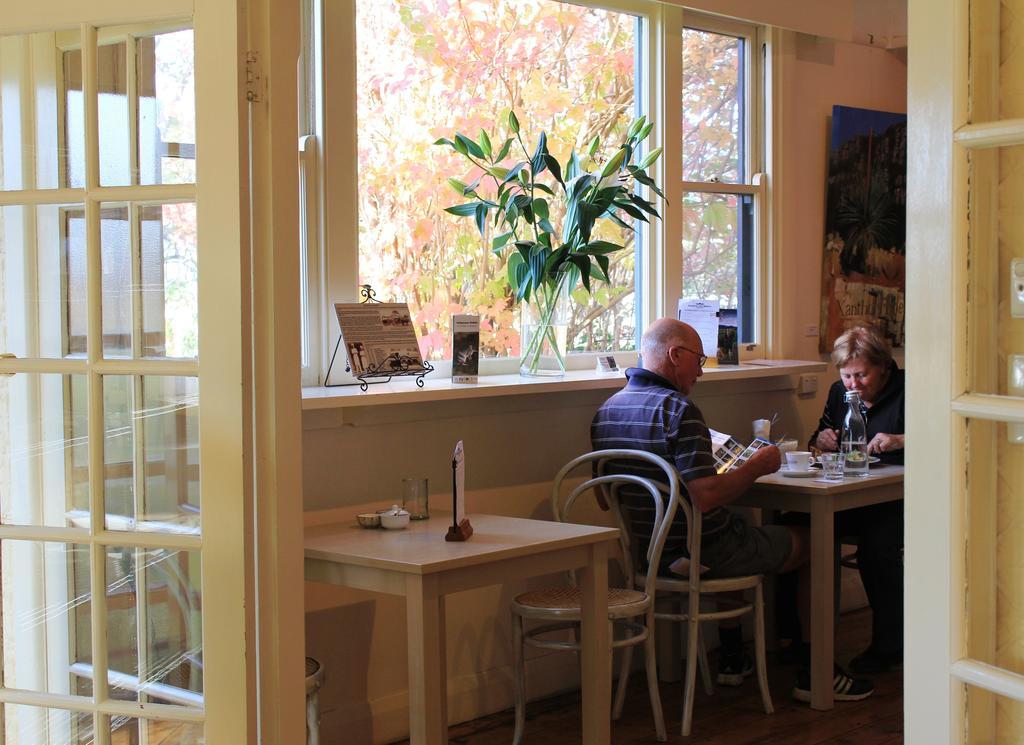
top-left (699, 511), bottom-right (793, 579)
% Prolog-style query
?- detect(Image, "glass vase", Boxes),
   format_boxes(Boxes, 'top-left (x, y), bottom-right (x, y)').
top-left (519, 280), bottom-right (570, 377)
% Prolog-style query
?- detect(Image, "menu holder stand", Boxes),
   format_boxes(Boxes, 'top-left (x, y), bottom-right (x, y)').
top-left (445, 448), bottom-right (473, 542)
top-left (324, 284), bottom-right (435, 391)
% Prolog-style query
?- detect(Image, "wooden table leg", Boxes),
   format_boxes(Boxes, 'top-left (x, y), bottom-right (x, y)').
top-left (810, 509), bottom-right (835, 710)
top-left (578, 541), bottom-right (611, 745)
top-left (406, 574), bottom-right (447, 744)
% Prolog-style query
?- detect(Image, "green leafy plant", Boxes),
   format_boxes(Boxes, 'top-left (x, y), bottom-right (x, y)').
top-left (435, 111), bottom-right (665, 372)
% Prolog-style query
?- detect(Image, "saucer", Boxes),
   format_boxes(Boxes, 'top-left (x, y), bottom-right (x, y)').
top-left (780, 468), bottom-right (817, 478)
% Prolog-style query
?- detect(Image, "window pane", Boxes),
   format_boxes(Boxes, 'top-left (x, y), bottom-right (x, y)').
top-left (0, 32), bottom-right (75, 191)
top-left (112, 717), bottom-right (203, 745)
top-left (356, 0), bottom-right (640, 360)
top-left (965, 417), bottom-right (1024, 677)
top-left (138, 30), bottom-right (196, 185)
top-left (0, 373), bottom-right (89, 528)
top-left (106, 547), bottom-right (203, 707)
top-left (95, 202), bottom-right (199, 360)
top-left (682, 191), bottom-right (742, 308)
top-left (112, 716), bottom-right (203, 745)
top-left (65, 44), bottom-right (132, 188)
top-left (4, 704), bottom-right (93, 745)
top-left (97, 205), bottom-right (133, 357)
top-left (103, 376), bottom-right (199, 533)
top-left (1, 203), bottom-right (84, 359)
top-left (963, 417), bottom-right (1024, 741)
top-left (682, 28), bottom-right (744, 184)
top-left (968, 144), bottom-right (1022, 397)
top-left (142, 203), bottom-right (199, 359)
top-left (1, 542), bottom-right (92, 697)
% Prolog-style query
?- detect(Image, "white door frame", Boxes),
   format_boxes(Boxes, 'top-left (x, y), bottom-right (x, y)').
top-left (906, 0), bottom-right (965, 741)
top-left (907, 0), bottom-right (1024, 742)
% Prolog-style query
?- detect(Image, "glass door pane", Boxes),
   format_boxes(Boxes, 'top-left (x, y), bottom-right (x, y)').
top-left (0, 373), bottom-right (89, 527)
top-left (0, 32), bottom-right (80, 192)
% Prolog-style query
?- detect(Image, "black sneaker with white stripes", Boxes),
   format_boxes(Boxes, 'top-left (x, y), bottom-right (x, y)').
top-left (791, 665), bottom-right (874, 703)
top-left (716, 650), bottom-right (754, 687)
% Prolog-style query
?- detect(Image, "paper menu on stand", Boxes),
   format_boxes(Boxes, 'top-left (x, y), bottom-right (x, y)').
top-left (677, 298), bottom-right (720, 360)
top-left (453, 440), bottom-right (466, 520)
top-left (451, 315), bottom-right (480, 383)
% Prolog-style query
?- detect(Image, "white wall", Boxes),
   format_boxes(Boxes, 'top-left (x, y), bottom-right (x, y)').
top-left (302, 25), bottom-right (908, 745)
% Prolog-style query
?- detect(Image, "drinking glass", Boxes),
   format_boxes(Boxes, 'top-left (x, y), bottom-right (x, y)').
top-left (402, 478), bottom-right (429, 520)
top-left (820, 453), bottom-right (846, 482)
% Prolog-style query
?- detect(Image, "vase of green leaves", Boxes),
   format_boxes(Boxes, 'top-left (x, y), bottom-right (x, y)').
top-left (435, 111), bottom-right (664, 376)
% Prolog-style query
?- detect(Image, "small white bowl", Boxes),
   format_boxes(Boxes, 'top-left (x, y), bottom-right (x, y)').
top-left (356, 512), bottom-right (381, 529)
top-left (380, 506), bottom-right (410, 530)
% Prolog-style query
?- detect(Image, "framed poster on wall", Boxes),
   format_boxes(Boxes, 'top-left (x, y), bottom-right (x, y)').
top-left (819, 105), bottom-right (907, 352)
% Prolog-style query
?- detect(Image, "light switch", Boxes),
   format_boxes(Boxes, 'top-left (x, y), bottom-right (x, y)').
top-left (1010, 355), bottom-right (1024, 444)
top-left (1012, 259), bottom-right (1024, 318)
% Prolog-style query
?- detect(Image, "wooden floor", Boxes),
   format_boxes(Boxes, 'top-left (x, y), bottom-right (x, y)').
top-left (396, 607), bottom-right (902, 745)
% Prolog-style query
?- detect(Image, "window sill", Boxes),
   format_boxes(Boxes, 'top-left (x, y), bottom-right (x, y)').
top-left (300, 360), bottom-right (828, 411)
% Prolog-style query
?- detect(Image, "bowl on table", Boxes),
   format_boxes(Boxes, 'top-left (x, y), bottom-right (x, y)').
top-left (380, 505), bottom-right (411, 530)
top-left (357, 512), bottom-right (381, 529)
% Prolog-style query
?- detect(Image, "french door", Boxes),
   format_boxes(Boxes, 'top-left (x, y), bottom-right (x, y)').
top-left (907, 0), bottom-right (1024, 742)
top-left (0, 1), bottom-right (249, 742)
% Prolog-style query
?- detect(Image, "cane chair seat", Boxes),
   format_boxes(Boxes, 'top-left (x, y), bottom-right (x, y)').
top-left (513, 585), bottom-right (648, 617)
top-left (640, 572), bottom-right (764, 595)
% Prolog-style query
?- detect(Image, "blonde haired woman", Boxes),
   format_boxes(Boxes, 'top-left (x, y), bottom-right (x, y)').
top-left (809, 325), bottom-right (904, 674)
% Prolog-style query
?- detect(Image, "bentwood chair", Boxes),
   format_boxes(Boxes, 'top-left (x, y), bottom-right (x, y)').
top-left (510, 449), bottom-right (682, 744)
top-left (597, 455), bottom-right (774, 737)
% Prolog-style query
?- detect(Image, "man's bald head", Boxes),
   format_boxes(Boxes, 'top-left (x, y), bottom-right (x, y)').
top-left (641, 318), bottom-right (699, 373)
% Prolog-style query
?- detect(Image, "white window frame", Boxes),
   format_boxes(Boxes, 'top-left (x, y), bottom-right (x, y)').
top-left (670, 9), bottom-right (768, 357)
top-left (298, 0), bottom-right (324, 387)
top-left (302, 0), bottom-right (772, 386)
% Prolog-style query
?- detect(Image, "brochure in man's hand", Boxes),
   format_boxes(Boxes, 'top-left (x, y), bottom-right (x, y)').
top-left (709, 429), bottom-right (773, 474)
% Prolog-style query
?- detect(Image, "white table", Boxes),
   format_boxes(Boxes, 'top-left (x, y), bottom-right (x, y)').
top-left (733, 465), bottom-right (905, 710)
top-left (304, 513), bottom-right (619, 745)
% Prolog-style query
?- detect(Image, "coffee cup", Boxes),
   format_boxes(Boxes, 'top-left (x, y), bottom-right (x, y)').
top-left (784, 450), bottom-right (813, 471)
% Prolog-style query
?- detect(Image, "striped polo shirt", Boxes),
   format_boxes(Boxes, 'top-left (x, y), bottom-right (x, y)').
top-left (591, 367), bottom-right (730, 567)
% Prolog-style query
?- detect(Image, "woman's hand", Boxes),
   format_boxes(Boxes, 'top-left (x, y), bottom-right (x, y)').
top-left (815, 428), bottom-right (840, 452)
top-left (868, 432), bottom-right (904, 454)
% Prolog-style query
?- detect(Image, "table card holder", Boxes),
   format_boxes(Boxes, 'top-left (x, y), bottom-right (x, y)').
top-left (446, 440), bottom-right (473, 541)
top-left (677, 298), bottom-right (720, 367)
top-left (324, 284), bottom-right (435, 390)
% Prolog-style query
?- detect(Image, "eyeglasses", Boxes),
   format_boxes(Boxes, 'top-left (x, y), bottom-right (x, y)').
top-left (671, 345), bottom-right (707, 368)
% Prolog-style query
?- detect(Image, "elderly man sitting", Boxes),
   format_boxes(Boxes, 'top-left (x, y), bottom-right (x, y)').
top-left (590, 318), bottom-right (873, 702)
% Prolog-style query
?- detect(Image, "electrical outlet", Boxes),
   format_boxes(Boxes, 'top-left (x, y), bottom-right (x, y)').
top-left (799, 374), bottom-right (818, 395)
top-left (1010, 355), bottom-right (1024, 443)
top-left (1013, 259), bottom-right (1024, 319)
top-left (804, 324), bottom-right (819, 337)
